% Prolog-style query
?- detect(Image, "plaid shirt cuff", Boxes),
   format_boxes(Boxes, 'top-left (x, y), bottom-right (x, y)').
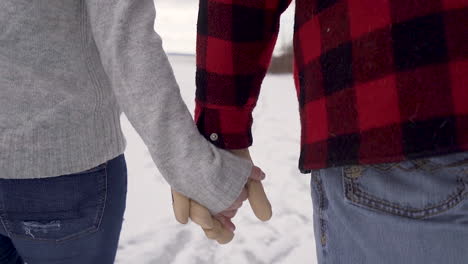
top-left (195, 103), bottom-right (254, 149)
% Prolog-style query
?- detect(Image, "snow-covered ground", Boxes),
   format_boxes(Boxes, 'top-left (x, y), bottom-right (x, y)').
top-left (115, 55), bottom-right (317, 264)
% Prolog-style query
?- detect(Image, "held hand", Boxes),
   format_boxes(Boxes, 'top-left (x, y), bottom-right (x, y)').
top-left (171, 166), bottom-right (270, 244)
top-left (172, 189), bottom-right (235, 244)
top-left (214, 166), bottom-right (271, 231)
top-left (171, 149), bottom-right (272, 244)
top-left (223, 149), bottom-right (273, 222)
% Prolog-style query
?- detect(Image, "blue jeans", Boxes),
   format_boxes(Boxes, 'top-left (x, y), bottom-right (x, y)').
top-left (0, 154), bottom-right (127, 264)
top-left (311, 152), bottom-right (468, 264)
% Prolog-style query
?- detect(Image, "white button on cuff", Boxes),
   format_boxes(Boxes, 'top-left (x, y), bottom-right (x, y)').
top-left (210, 133), bottom-right (219, 141)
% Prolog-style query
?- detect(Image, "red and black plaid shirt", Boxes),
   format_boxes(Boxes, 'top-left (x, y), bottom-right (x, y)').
top-left (195, 0), bottom-right (468, 173)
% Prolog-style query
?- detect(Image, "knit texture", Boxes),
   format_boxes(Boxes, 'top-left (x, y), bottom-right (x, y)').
top-left (194, 0), bottom-right (468, 172)
top-left (0, 0), bottom-right (252, 214)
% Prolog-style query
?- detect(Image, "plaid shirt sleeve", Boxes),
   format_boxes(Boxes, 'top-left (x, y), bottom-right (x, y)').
top-left (195, 0), bottom-right (292, 149)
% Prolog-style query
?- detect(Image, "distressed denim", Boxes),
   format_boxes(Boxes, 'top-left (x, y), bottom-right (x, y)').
top-left (0, 154), bottom-right (127, 264)
top-left (311, 152), bottom-right (468, 264)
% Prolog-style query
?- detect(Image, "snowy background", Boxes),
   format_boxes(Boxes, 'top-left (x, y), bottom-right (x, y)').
top-left (153, 0), bottom-right (295, 55)
top-left (115, 1), bottom-right (317, 263)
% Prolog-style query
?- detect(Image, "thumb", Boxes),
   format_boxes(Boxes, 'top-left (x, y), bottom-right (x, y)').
top-left (249, 166), bottom-right (266, 181)
top-left (247, 179), bottom-right (272, 222)
top-left (172, 189), bottom-right (190, 224)
top-left (190, 200), bottom-right (215, 229)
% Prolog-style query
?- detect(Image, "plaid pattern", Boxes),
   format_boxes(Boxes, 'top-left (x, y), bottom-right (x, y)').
top-left (195, 0), bottom-right (468, 172)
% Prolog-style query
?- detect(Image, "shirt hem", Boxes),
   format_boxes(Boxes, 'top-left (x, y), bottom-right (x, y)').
top-left (0, 107), bottom-right (127, 179)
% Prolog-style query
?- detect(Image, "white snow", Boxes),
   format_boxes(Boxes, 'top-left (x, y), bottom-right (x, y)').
top-left (115, 55), bottom-right (317, 264)
top-left (154, 0), bottom-right (295, 56)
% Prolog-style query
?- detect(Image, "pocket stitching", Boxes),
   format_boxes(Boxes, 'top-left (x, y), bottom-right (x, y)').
top-left (0, 211), bottom-right (11, 238)
top-left (94, 163), bottom-right (108, 231)
top-left (311, 171), bottom-right (328, 247)
top-left (54, 162), bottom-right (108, 243)
top-left (0, 162), bottom-right (109, 243)
top-left (344, 175), bottom-right (466, 219)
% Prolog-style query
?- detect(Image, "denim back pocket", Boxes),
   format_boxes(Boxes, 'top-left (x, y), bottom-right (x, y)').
top-left (0, 162), bottom-right (107, 242)
top-left (343, 152), bottom-right (468, 219)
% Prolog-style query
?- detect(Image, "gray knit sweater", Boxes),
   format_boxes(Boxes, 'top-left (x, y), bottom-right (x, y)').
top-left (0, 0), bottom-right (252, 214)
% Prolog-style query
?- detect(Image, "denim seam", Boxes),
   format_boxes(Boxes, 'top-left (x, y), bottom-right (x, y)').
top-left (2, 213), bottom-right (14, 239)
top-left (369, 157), bottom-right (468, 172)
top-left (0, 213), bottom-right (11, 238)
top-left (95, 162), bottom-right (108, 230)
top-left (0, 193), bottom-right (9, 237)
top-left (8, 226), bottom-right (99, 243)
top-left (311, 171), bottom-right (327, 247)
top-left (344, 176), bottom-right (466, 219)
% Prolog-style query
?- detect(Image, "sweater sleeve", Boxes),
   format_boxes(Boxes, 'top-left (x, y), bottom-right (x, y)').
top-left (84, 0), bottom-right (252, 214)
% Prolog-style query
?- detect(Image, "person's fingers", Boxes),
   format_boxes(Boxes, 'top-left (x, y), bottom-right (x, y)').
top-left (247, 179), bottom-right (272, 222)
top-left (203, 219), bottom-right (235, 244)
top-left (220, 209), bottom-right (238, 219)
top-left (171, 189), bottom-right (190, 224)
top-left (190, 200), bottom-right (214, 229)
top-left (203, 218), bottom-right (222, 240)
top-left (204, 219), bottom-right (235, 244)
top-left (249, 166), bottom-right (266, 181)
top-left (215, 215), bottom-right (236, 232)
top-left (214, 219), bottom-right (235, 244)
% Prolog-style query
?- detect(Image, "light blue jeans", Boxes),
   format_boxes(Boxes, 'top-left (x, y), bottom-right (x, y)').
top-left (311, 152), bottom-right (468, 264)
